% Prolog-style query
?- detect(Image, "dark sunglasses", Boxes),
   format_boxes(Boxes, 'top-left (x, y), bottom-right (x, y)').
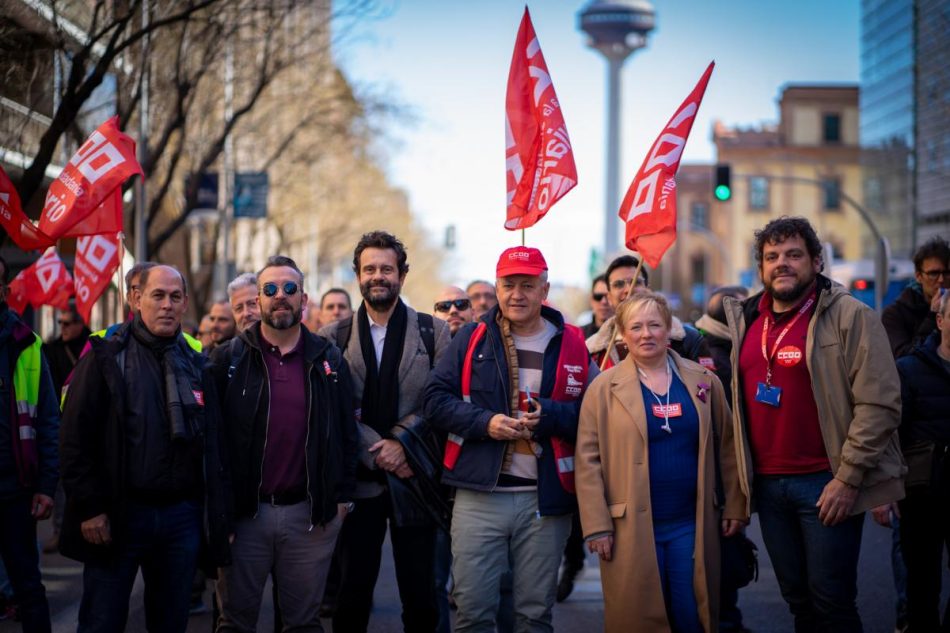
top-left (58, 319), bottom-right (77, 326)
top-left (592, 292), bottom-right (608, 302)
top-left (262, 281), bottom-right (300, 297)
top-left (434, 298), bottom-right (471, 313)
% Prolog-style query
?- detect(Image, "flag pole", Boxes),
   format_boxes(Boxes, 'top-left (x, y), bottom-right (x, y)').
top-left (521, 228), bottom-right (525, 247)
top-left (116, 232), bottom-right (126, 325)
top-left (600, 320), bottom-right (616, 371)
top-left (633, 255), bottom-right (645, 287)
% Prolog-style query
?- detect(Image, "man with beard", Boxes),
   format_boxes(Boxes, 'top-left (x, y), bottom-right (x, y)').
top-left (60, 265), bottom-right (230, 632)
top-left (319, 231), bottom-right (451, 633)
top-left (227, 273), bottom-right (261, 333)
top-left (433, 287), bottom-right (474, 336)
top-left (723, 217), bottom-right (904, 633)
top-left (210, 255), bottom-right (358, 632)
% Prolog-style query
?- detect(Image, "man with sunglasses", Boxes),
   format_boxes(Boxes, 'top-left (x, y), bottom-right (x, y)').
top-left (883, 236), bottom-right (950, 358)
top-left (434, 287), bottom-right (474, 336)
top-left (209, 255), bottom-right (358, 632)
top-left (587, 255), bottom-right (710, 369)
top-left (319, 231), bottom-right (451, 633)
top-left (581, 274), bottom-right (612, 339)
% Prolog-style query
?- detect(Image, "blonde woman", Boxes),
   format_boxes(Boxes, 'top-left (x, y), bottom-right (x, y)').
top-left (575, 292), bottom-right (749, 632)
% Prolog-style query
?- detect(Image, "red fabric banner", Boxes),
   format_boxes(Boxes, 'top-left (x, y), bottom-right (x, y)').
top-left (38, 116), bottom-right (140, 241)
top-left (504, 7), bottom-right (577, 231)
top-left (619, 62), bottom-right (715, 268)
top-left (73, 232), bottom-right (121, 324)
top-left (5, 248), bottom-right (75, 314)
top-left (0, 166), bottom-right (54, 252)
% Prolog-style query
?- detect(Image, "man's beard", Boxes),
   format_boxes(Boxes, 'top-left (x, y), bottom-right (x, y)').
top-left (769, 269), bottom-right (815, 304)
top-left (360, 279), bottom-right (400, 311)
top-left (263, 299), bottom-right (302, 330)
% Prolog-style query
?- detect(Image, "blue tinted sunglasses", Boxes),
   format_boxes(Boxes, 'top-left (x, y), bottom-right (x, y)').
top-left (261, 281), bottom-right (299, 297)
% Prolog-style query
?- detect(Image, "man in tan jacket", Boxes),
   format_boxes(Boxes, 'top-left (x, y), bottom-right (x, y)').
top-left (724, 216), bottom-right (904, 633)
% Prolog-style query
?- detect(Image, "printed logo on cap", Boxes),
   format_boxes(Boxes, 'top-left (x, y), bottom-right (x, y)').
top-left (509, 251), bottom-right (531, 260)
top-left (776, 345), bottom-right (803, 367)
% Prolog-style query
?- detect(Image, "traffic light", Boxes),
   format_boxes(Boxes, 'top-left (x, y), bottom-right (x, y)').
top-left (714, 164), bottom-right (732, 201)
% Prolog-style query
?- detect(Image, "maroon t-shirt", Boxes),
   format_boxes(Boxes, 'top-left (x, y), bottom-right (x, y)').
top-left (259, 332), bottom-right (309, 495)
top-left (739, 287), bottom-right (830, 475)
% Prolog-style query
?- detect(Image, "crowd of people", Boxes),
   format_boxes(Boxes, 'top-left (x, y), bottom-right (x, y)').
top-left (0, 217), bottom-right (946, 633)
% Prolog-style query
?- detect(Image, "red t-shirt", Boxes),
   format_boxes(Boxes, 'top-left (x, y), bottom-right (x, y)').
top-left (739, 287), bottom-right (830, 475)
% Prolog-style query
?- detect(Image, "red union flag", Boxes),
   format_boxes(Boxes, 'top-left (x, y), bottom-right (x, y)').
top-left (504, 7), bottom-right (577, 230)
top-left (6, 248), bottom-right (75, 313)
top-left (619, 62), bottom-right (715, 268)
top-left (73, 232), bottom-right (121, 323)
top-left (38, 116), bottom-right (141, 241)
top-left (0, 165), bottom-right (55, 251)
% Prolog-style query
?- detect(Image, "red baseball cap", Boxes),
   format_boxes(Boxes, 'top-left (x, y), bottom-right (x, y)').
top-left (496, 246), bottom-right (548, 278)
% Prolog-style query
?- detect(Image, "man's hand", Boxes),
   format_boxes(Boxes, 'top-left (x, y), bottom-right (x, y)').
top-left (31, 493), bottom-right (54, 520)
top-left (816, 478), bottom-right (859, 526)
top-left (588, 534), bottom-right (614, 561)
top-left (337, 503), bottom-right (351, 520)
top-left (871, 502), bottom-right (900, 527)
top-left (521, 405), bottom-right (542, 435)
top-left (488, 414), bottom-right (524, 441)
top-left (721, 519), bottom-right (747, 538)
top-left (81, 514), bottom-right (112, 545)
top-left (370, 439), bottom-right (407, 473)
top-left (930, 288), bottom-right (946, 313)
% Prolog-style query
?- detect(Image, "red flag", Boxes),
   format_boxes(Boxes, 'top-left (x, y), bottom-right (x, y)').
top-left (619, 62), bottom-right (715, 268)
top-left (38, 116), bottom-right (141, 241)
top-left (504, 7), bottom-right (577, 230)
top-left (61, 188), bottom-right (124, 238)
top-left (73, 232), bottom-right (121, 324)
top-left (5, 249), bottom-right (75, 313)
top-left (0, 166), bottom-right (55, 251)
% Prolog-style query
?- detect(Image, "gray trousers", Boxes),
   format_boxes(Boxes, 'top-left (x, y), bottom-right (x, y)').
top-left (451, 489), bottom-right (571, 633)
top-left (217, 501), bottom-right (342, 633)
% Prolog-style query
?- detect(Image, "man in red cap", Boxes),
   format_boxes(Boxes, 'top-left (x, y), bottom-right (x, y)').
top-left (425, 246), bottom-right (597, 632)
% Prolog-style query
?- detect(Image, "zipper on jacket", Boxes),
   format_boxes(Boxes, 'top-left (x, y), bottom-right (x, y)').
top-left (305, 359), bottom-right (315, 531)
top-left (485, 326), bottom-right (507, 492)
top-left (253, 359), bottom-right (273, 519)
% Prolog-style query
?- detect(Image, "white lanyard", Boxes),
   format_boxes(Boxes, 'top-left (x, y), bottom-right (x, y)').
top-left (639, 357), bottom-right (673, 434)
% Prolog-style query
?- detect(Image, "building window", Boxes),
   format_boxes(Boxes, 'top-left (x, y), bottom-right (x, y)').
top-left (690, 202), bottom-right (709, 230)
top-left (749, 176), bottom-right (769, 210)
top-left (690, 255), bottom-right (706, 287)
top-left (823, 113), bottom-right (841, 144)
top-left (823, 178), bottom-right (841, 210)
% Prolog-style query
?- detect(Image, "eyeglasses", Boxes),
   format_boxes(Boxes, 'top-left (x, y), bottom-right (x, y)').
top-left (922, 269), bottom-right (950, 280)
top-left (609, 278), bottom-right (644, 291)
top-left (58, 320), bottom-right (77, 326)
top-left (592, 292), bottom-right (608, 302)
top-left (262, 281), bottom-right (300, 297)
top-left (434, 298), bottom-right (472, 313)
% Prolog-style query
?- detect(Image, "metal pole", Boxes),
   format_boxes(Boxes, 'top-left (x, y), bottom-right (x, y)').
top-left (135, 0), bottom-right (149, 261)
top-left (604, 56), bottom-right (623, 257)
top-left (218, 42), bottom-right (234, 297)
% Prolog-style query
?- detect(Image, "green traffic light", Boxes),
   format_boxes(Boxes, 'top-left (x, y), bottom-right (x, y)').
top-left (715, 184), bottom-right (731, 201)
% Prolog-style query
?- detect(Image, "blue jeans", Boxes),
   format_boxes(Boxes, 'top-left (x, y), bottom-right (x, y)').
top-left (0, 495), bottom-right (51, 632)
top-left (78, 499), bottom-right (201, 633)
top-left (654, 518), bottom-right (702, 633)
top-left (755, 472), bottom-right (864, 633)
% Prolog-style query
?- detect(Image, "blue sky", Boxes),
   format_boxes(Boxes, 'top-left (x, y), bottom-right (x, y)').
top-left (336, 0), bottom-right (860, 287)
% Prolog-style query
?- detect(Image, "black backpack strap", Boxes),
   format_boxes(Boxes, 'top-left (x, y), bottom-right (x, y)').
top-left (227, 337), bottom-right (246, 379)
top-left (335, 315), bottom-right (354, 353)
top-left (417, 312), bottom-right (436, 369)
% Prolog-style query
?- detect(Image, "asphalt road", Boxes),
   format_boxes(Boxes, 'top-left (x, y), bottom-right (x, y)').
top-left (4, 513), bottom-right (947, 632)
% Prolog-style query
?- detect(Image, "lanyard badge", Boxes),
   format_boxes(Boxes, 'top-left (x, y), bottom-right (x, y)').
top-left (755, 292), bottom-right (815, 409)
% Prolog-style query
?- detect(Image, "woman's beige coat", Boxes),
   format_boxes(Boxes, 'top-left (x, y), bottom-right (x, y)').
top-left (575, 351), bottom-right (748, 633)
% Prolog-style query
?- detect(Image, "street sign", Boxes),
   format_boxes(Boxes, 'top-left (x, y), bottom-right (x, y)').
top-left (186, 172), bottom-right (218, 210)
top-left (233, 172), bottom-right (268, 218)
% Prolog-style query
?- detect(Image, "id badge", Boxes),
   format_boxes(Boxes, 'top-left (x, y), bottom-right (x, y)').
top-left (755, 382), bottom-right (782, 407)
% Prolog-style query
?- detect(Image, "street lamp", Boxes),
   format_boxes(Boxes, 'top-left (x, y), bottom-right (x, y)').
top-left (578, 0), bottom-right (656, 257)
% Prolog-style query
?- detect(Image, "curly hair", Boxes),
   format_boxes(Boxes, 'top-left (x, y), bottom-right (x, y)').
top-left (912, 236), bottom-right (950, 272)
top-left (352, 231), bottom-right (409, 276)
top-left (753, 216), bottom-right (823, 269)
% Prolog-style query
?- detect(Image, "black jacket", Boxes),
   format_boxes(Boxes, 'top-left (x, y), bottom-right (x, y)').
top-left (207, 323), bottom-right (358, 527)
top-left (883, 285), bottom-right (937, 358)
top-left (896, 332), bottom-right (950, 446)
top-left (59, 322), bottom-right (231, 569)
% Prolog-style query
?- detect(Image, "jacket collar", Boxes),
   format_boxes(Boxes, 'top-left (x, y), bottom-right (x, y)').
top-left (241, 321), bottom-right (329, 363)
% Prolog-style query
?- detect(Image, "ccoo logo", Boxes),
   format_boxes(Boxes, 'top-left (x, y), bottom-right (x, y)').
top-left (776, 345), bottom-right (803, 367)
